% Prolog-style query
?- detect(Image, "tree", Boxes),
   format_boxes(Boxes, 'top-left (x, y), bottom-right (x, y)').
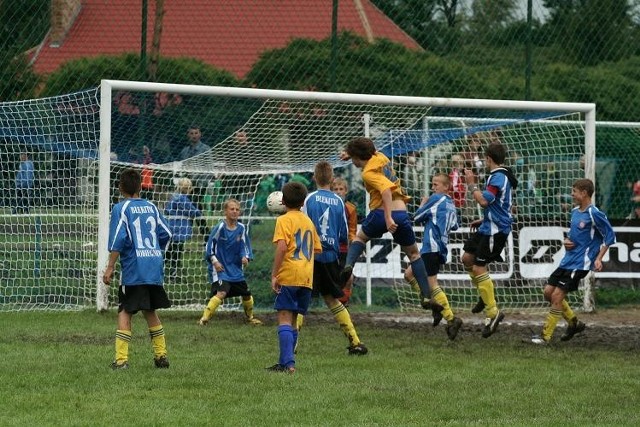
top-left (543, 0), bottom-right (637, 65)
top-left (148, 0), bottom-right (166, 82)
top-left (246, 32), bottom-right (520, 99)
top-left (469, 0), bottom-right (518, 30)
top-left (465, 0), bottom-right (520, 45)
top-left (371, 0), bottom-right (464, 54)
top-left (0, 0), bottom-right (48, 100)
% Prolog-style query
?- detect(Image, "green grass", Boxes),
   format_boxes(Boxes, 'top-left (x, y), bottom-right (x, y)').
top-left (1, 310), bottom-right (639, 426)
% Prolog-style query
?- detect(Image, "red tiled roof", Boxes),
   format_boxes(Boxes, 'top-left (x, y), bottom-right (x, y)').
top-left (33, 0), bottom-right (422, 78)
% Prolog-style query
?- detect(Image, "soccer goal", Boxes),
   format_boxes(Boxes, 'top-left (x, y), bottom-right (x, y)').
top-left (0, 80), bottom-right (595, 312)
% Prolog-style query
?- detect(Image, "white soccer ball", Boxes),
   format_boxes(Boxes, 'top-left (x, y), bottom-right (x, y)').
top-left (266, 191), bottom-right (285, 214)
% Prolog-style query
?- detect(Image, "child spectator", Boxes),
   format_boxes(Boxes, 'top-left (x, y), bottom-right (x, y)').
top-left (331, 177), bottom-right (358, 305)
top-left (449, 154), bottom-right (466, 223)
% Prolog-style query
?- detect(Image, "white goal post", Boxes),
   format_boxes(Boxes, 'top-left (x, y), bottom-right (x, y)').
top-left (96, 79), bottom-right (595, 313)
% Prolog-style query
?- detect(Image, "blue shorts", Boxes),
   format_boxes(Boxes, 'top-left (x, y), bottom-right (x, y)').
top-left (361, 209), bottom-right (416, 247)
top-left (274, 286), bottom-right (312, 315)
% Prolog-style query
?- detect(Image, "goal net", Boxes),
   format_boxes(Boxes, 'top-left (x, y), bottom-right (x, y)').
top-left (387, 117), bottom-right (591, 313)
top-left (0, 80), bottom-right (595, 313)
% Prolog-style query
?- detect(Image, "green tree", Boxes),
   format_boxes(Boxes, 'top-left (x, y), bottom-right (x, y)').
top-left (543, 0), bottom-right (637, 65)
top-left (0, 0), bottom-right (48, 100)
top-left (371, 0), bottom-right (463, 54)
top-left (247, 32), bottom-right (522, 99)
top-left (42, 54), bottom-right (239, 96)
top-left (42, 54), bottom-right (248, 157)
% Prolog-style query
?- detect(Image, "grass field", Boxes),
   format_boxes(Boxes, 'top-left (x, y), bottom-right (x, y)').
top-left (1, 308), bottom-right (639, 426)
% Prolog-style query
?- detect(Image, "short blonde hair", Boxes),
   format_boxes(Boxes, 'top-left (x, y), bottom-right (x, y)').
top-left (223, 198), bottom-right (241, 211)
top-left (332, 177), bottom-right (348, 190)
top-left (177, 177), bottom-right (193, 194)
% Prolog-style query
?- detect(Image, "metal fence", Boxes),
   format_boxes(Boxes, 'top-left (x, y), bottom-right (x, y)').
top-left (2, 0), bottom-right (640, 219)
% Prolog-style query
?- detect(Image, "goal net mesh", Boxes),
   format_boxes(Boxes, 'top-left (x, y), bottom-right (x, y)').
top-left (0, 89), bottom-right (100, 310)
top-left (0, 85), bottom-right (587, 312)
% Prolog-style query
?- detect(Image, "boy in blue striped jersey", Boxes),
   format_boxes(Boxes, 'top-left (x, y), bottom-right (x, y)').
top-left (405, 173), bottom-right (462, 340)
top-left (199, 198), bottom-right (262, 326)
top-left (103, 168), bottom-right (173, 370)
top-left (463, 142), bottom-right (518, 338)
top-left (302, 161), bottom-right (367, 355)
top-left (530, 178), bottom-right (615, 344)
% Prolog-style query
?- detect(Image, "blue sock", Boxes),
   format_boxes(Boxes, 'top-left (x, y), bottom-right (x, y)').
top-left (410, 258), bottom-right (430, 297)
top-left (345, 241), bottom-right (366, 267)
top-left (277, 325), bottom-right (295, 367)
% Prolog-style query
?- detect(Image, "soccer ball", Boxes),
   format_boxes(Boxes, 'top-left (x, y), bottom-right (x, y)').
top-left (266, 191), bottom-right (285, 214)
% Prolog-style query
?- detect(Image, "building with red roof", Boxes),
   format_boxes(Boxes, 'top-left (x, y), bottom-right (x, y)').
top-left (33, 0), bottom-right (422, 79)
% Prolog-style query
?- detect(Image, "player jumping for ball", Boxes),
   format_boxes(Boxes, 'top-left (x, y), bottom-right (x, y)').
top-left (463, 142), bottom-right (518, 338)
top-left (339, 137), bottom-right (436, 320)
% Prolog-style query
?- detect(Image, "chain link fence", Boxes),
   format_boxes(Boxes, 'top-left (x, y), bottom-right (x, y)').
top-left (3, 0), bottom-right (640, 214)
top-left (1, 1), bottom-right (639, 309)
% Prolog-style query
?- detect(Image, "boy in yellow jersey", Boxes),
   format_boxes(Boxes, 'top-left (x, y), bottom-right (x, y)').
top-left (331, 177), bottom-right (358, 305)
top-left (267, 181), bottom-right (322, 373)
top-left (339, 137), bottom-right (435, 317)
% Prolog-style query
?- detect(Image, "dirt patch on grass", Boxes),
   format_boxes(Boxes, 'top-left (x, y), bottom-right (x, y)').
top-left (352, 307), bottom-right (640, 352)
top-left (178, 306), bottom-right (640, 352)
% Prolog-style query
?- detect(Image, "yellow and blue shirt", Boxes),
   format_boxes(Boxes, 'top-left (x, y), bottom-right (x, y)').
top-left (272, 210), bottom-right (321, 288)
top-left (361, 152), bottom-right (410, 210)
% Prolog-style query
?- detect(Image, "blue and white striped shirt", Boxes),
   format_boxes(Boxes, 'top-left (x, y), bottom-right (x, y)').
top-left (560, 204), bottom-right (616, 271)
top-left (414, 193), bottom-right (458, 262)
top-left (302, 189), bottom-right (348, 264)
top-left (108, 198), bottom-right (172, 286)
top-left (479, 168), bottom-right (516, 235)
top-left (205, 221), bottom-right (253, 283)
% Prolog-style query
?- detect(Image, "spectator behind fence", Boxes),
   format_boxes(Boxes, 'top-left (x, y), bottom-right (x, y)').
top-left (179, 125), bottom-right (210, 160)
top-left (179, 125), bottom-right (211, 211)
top-left (140, 145), bottom-right (154, 201)
top-left (14, 152), bottom-right (34, 214)
top-left (449, 154), bottom-right (466, 223)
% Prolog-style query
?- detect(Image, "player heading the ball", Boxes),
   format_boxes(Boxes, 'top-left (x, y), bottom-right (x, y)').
top-left (339, 136), bottom-right (435, 322)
